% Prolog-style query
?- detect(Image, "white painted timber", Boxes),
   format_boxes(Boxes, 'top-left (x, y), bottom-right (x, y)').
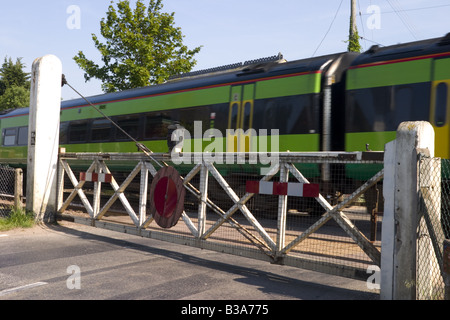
top-left (380, 121), bottom-right (435, 300)
top-left (26, 55), bottom-right (62, 222)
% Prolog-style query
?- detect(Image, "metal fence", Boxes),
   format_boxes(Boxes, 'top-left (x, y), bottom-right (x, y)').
top-left (417, 156), bottom-right (450, 300)
top-left (0, 165), bottom-right (18, 217)
top-left (58, 151), bottom-right (384, 280)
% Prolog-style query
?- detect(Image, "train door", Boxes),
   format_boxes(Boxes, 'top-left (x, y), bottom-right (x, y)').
top-left (227, 84), bottom-right (255, 152)
top-left (430, 58), bottom-right (450, 159)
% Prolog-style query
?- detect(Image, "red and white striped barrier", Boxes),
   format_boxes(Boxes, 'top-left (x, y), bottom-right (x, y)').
top-left (80, 172), bottom-right (112, 183)
top-left (246, 180), bottom-right (319, 198)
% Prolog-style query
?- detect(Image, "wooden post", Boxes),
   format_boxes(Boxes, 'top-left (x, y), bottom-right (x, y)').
top-left (14, 168), bottom-right (23, 210)
top-left (198, 162), bottom-right (208, 237)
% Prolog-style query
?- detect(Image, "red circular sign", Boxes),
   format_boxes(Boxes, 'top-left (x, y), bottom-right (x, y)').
top-left (153, 176), bottom-right (177, 218)
top-left (149, 166), bottom-right (185, 228)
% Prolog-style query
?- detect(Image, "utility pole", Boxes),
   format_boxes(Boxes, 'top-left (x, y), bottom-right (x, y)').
top-left (350, 0), bottom-right (357, 36)
top-left (348, 0), bottom-right (361, 52)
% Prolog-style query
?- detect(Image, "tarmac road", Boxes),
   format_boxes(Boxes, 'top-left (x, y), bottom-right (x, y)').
top-left (0, 220), bottom-right (378, 305)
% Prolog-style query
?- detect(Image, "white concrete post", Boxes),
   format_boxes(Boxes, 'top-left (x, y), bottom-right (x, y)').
top-left (381, 121), bottom-right (435, 300)
top-left (26, 55), bottom-right (62, 222)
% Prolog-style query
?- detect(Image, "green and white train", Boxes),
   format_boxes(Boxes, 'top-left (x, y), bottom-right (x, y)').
top-left (1, 34), bottom-right (450, 180)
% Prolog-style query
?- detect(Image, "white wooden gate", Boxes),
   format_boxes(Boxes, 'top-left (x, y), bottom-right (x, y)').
top-left (58, 151), bottom-right (384, 280)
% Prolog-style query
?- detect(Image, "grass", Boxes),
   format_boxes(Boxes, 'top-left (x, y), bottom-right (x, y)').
top-left (0, 207), bottom-right (35, 231)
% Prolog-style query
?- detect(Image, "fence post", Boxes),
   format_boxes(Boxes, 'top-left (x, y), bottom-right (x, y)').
top-left (26, 55), bottom-right (62, 223)
top-left (381, 121), bottom-right (435, 300)
top-left (14, 168), bottom-right (23, 210)
top-left (198, 161), bottom-right (208, 237)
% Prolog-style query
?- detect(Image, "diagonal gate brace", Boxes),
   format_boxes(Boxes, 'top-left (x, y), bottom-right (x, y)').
top-left (281, 164), bottom-right (383, 266)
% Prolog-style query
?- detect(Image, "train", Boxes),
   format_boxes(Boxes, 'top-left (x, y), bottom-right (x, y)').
top-left (0, 33), bottom-right (449, 211)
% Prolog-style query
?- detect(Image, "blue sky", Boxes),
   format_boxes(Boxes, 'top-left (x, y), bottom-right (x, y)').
top-left (1, 0), bottom-right (449, 100)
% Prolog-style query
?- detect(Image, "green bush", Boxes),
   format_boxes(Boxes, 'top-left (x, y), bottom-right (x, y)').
top-left (0, 207), bottom-right (35, 231)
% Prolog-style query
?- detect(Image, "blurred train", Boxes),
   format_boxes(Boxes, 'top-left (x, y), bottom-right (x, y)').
top-left (0, 33), bottom-right (449, 192)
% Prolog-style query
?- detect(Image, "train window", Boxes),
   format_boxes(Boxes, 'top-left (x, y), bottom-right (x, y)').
top-left (115, 115), bottom-right (140, 141)
top-left (60, 122), bottom-right (69, 144)
top-left (347, 87), bottom-right (390, 132)
top-left (91, 119), bottom-right (112, 142)
top-left (394, 87), bottom-right (413, 127)
top-left (176, 107), bottom-right (210, 136)
top-left (210, 104), bottom-right (229, 132)
top-left (229, 103), bottom-right (239, 129)
top-left (253, 95), bottom-right (316, 135)
top-left (68, 120), bottom-right (89, 143)
top-left (286, 95), bottom-right (316, 134)
top-left (3, 128), bottom-right (16, 146)
top-left (242, 102), bottom-right (252, 131)
top-left (435, 82), bottom-right (448, 127)
top-left (347, 84), bottom-right (431, 133)
top-left (17, 127), bottom-right (28, 145)
top-left (144, 113), bottom-right (171, 140)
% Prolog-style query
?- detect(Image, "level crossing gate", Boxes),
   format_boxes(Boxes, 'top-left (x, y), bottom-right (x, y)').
top-left (57, 150), bottom-right (384, 281)
top-left (23, 58), bottom-right (447, 298)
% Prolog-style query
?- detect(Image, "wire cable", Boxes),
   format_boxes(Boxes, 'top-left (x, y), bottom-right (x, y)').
top-left (360, 36), bottom-right (384, 47)
top-left (357, 0), bottom-right (367, 51)
top-left (312, 0), bottom-right (344, 57)
top-left (61, 74), bottom-right (163, 168)
top-left (386, 0), bottom-right (419, 40)
top-left (360, 4), bottom-right (450, 15)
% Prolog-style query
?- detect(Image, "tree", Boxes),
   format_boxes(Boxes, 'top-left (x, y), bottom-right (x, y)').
top-left (0, 86), bottom-right (30, 110)
top-left (73, 0), bottom-right (202, 93)
top-left (0, 57), bottom-right (30, 110)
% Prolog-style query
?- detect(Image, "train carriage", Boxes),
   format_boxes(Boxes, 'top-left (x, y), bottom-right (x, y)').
top-left (0, 33), bottom-right (449, 214)
top-left (344, 34), bottom-right (450, 180)
top-left (345, 34), bottom-right (450, 157)
top-left (0, 52), bottom-right (354, 164)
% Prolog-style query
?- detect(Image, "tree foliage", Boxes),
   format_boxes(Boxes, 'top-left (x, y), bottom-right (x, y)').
top-left (74, 0), bottom-right (202, 93)
top-left (0, 57), bottom-right (30, 110)
top-left (347, 16), bottom-right (362, 53)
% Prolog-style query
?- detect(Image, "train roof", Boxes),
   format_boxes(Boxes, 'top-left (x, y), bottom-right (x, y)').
top-left (0, 52), bottom-right (345, 119)
top-left (2, 33), bottom-right (449, 119)
top-left (0, 51), bottom-right (345, 119)
top-left (351, 32), bottom-right (450, 67)
top-left (0, 107), bottom-right (29, 118)
top-left (60, 52), bottom-right (345, 109)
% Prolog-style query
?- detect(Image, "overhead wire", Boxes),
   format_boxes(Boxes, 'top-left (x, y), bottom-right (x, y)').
top-left (357, 0), bottom-right (367, 51)
top-left (392, 0), bottom-right (420, 38)
top-left (360, 36), bottom-right (384, 47)
top-left (361, 4), bottom-right (450, 15)
top-left (61, 74), bottom-right (163, 168)
top-left (311, 0), bottom-right (344, 57)
top-left (385, 0), bottom-right (419, 40)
